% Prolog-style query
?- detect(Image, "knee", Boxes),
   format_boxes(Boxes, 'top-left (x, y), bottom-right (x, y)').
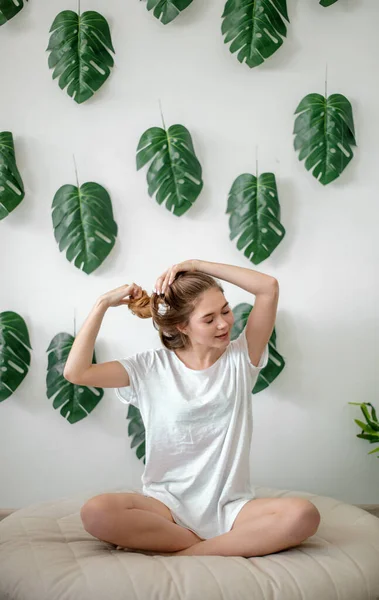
top-left (80, 494), bottom-right (115, 535)
top-left (286, 499), bottom-right (321, 543)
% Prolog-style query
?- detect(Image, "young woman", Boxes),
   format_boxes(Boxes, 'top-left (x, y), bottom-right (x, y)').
top-left (64, 259), bottom-right (320, 557)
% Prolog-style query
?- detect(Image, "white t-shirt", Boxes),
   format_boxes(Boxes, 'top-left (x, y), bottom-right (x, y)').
top-left (115, 326), bottom-right (269, 539)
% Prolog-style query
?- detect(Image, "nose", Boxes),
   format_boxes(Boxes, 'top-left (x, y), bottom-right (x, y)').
top-left (217, 318), bottom-right (229, 331)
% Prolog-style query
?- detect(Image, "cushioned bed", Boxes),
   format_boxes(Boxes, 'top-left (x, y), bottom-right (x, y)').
top-left (1, 486), bottom-right (378, 600)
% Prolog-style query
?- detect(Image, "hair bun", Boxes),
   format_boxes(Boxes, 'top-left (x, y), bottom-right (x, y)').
top-left (127, 290), bottom-right (152, 319)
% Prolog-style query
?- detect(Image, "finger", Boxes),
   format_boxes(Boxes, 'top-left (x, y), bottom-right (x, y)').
top-left (168, 266), bottom-right (177, 286)
top-left (128, 284), bottom-right (141, 299)
top-left (154, 278), bottom-right (163, 295)
top-left (155, 271), bottom-right (168, 295)
top-left (161, 268), bottom-right (173, 295)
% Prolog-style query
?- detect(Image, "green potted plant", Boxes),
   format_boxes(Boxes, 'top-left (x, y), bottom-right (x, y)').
top-left (349, 402), bottom-right (379, 458)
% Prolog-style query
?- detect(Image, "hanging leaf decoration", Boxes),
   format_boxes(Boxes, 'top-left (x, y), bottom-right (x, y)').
top-left (320, 0), bottom-right (339, 6)
top-left (231, 302), bottom-right (285, 393)
top-left (51, 182), bottom-right (118, 275)
top-left (47, 10), bottom-right (115, 104)
top-left (293, 93), bottom-right (356, 185)
top-left (221, 0), bottom-right (290, 68)
top-left (136, 124), bottom-right (203, 216)
top-left (47, 333), bottom-right (104, 424)
top-left (226, 171), bottom-right (285, 265)
top-left (126, 405), bottom-right (146, 464)
top-left (146, 0), bottom-right (193, 24)
top-left (0, 0), bottom-right (28, 26)
top-left (0, 132), bottom-right (25, 221)
top-left (0, 312), bottom-right (32, 402)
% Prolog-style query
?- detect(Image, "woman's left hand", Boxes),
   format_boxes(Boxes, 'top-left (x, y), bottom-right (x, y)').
top-left (154, 260), bottom-right (199, 295)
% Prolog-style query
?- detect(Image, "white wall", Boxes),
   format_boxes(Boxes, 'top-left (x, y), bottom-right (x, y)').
top-left (1, 0), bottom-right (378, 509)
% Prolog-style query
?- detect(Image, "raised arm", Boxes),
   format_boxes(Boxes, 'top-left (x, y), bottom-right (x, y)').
top-left (194, 260), bottom-right (279, 367)
top-left (63, 283), bottom-right (142, 388)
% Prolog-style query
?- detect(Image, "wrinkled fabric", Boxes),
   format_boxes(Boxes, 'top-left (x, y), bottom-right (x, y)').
top-left (2, 488), bottom-right (379, 600)
top-left (115, 326), bottom-right (269, 539)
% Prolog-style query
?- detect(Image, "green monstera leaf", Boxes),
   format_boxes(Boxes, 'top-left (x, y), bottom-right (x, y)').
top-left (294, 93), bottom-right (356, 185)
top-left (320, 0), bottom-right (338, 6)
top-left (221, 0), bottom-right (290, 68)
top-left (46, 333), bottom-right (103, 423)
top-left (137, 124), bottom-right (203, 216)
top-left (52, 182), bottom-right (118, 275)
top-left (231, 303), bottom-right (285, 393)
top-left (0, 132), bottom-right (25, 221)
top-left (0, 312), bottom-right (32, 402)
top-left (0, 0), bottom-right (28, 25)
top-left (226, 172), bottom-right (285, 265)
top-left (127, 405), bottom-right (146, 464)
top-left (146, 0), bottom-right (193, 24)
top-left (47, 10), bottom-right (115, 104)
top-left (349, 402), bottom-right (379, 458)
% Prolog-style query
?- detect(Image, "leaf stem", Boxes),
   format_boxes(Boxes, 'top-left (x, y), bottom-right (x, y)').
top-left (159, 99), bottom-right (166, 130)
top-left (73, 154), bottom-right (80, 189)
top-left (255, 145), bottom-right (258, 178)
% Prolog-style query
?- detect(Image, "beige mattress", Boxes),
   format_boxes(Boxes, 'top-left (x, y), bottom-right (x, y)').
top-left (0, 486), bottom-right (378, 600)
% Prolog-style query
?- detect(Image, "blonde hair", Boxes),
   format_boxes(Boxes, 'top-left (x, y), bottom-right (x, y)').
top-left (126, 271), bottom-right (224, 350)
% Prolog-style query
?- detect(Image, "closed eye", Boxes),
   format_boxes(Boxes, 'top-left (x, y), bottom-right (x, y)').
top-left (206, 309), bottom-right (230, 324)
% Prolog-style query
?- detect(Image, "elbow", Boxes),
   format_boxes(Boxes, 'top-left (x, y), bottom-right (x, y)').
top-left (63, 368), bottom-right (77, 384)
top-left (269, 277), bottom-right (279, 293)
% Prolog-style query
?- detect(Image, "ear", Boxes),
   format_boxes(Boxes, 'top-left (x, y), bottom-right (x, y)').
top-left (176, 323), bottom-right (187, 335)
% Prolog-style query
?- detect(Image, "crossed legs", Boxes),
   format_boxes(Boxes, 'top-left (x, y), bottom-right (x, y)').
top-left (80, 492), bottom-right (320, 558)
top-left (80, 492), bottom-right (204, 553)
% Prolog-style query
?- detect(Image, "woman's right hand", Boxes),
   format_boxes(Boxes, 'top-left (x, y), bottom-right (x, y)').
top-left (98, 283), bottom-right (143, 308)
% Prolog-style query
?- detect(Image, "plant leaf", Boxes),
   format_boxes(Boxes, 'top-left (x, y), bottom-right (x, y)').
top-left (294, 93), bottom-right (356, 185)
top-left (231, 302), bottom-right (285, 393)
top-left (0, 0), bottom-right (28, 26)
top-left (0, 312), bottom-right (32, 402)
top-left (127, 405), bottom-right (146, 464)
top-left (226, 172), bottom-right (285, 265)
top-left (47, 10), bottom-right (115, 103)
top-left (366, 402), bottom-right (378, 423)
top-left (46, 333), bottom-right (103, 423)
top-left (357, 433), bottom-right (379, 443)
top-left (354, 419), bottom-right (378, 435)
top-left (320, 0), bottom-right (338, 6)
top-left (136, 440), bottom-right (146, 461)
top-left (221, 0), bottom-right (290, 68)
top-left (136, 124), bottom-right (203, 216)
top-left (367, 446), bottom-right (379, 455)
top-left (146, 0), bottom-right (193, 24)
top-left (359, 404), bottom-right (379, 432)
top-left (51, 182), bottom-right (118, 274)
top-left (0, 132), bottom-right (25, 220)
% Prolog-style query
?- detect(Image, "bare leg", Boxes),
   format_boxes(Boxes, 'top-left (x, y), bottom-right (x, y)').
top-left (80, 493), bottom-right (203, 553)
top-left (101, 508), bottom-right (202, 552)
top-left (173, 499), bottom-right (320, 557)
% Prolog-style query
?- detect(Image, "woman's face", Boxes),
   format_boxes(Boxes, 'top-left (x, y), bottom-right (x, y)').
top-left (182, 288), bottom-right (235, 348)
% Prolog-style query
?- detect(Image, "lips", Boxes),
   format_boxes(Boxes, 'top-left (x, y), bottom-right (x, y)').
top-left (216, 332), bottom-right (229, 339)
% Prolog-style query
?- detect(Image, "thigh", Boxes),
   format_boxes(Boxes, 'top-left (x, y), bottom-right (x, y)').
top-left (231, 497), bottom-right (313, 530)
top-left (91, 492), bottom-right (176, 524)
